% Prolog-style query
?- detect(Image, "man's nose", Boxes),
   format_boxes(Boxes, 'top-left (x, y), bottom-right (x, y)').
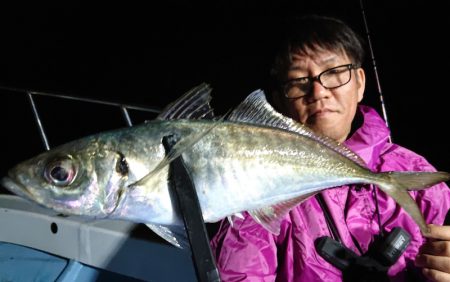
top-left (307, 80), bottom-right (329, 101)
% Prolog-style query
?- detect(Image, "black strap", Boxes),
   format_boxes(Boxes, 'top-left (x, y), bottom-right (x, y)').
top-left (163, 136), bottom-right (221, 282)
top-left (316, 193), bottom-right (342, 243)
top-left (372, 186), bottom-right (385, 238)
top-left (316, 192), bottom-right (365, 255)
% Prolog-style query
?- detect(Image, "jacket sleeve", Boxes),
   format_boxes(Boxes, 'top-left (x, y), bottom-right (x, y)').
top-left (210, 215), bottom-right (279, 282)
top-left (383, 145), bottom-right (450, 224)
top-left (413, 156), bottom-right (450, 225)
top-left (418, 181), bottom-right (450, 225)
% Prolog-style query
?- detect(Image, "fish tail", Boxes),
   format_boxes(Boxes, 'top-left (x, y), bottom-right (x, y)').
top-left (375, 171), bottom-right (450, 235)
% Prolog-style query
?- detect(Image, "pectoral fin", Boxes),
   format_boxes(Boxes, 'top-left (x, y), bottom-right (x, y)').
top-left (129, 119), bottom-right (221, 188)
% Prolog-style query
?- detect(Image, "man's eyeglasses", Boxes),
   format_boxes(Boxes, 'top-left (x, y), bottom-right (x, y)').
top-left (283, 64), bottom-right (359, 99)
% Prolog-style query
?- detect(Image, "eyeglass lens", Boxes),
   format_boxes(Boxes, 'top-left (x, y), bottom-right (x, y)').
top-left (284, 64), bottom-right (353, 99)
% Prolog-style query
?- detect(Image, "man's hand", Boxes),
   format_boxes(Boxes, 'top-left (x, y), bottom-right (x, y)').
top-left (415, 224), bottom-right (450, 281)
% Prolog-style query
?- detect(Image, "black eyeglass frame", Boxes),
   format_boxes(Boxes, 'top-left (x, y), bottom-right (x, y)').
top-left (283, 63), bottom-right (360, 99)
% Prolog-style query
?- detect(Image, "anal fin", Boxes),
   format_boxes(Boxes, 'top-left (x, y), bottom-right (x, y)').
top-left (249, 194), bottom-right (314, 235)
top-left (145, 223), bottom-right (189, 249)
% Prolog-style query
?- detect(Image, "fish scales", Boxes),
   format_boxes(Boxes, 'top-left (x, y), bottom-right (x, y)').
top-left (168, 120), bottom-right (370, 222)
top-left (85, 119), bottom-right (367, 224)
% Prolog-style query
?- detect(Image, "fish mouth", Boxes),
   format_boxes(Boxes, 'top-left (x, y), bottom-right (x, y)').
top-left (1, 176), bottom-right (34, 200)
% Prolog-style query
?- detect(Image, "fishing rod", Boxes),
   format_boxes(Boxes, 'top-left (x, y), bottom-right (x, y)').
top-left (359, 0), bottom-right (392, 143)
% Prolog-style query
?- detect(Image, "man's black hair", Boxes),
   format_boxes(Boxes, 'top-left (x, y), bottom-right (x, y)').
top-left (270, 15), bottom-right (366, 82)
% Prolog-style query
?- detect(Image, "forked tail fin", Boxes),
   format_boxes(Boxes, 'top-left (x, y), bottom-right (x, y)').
top-left (376, 171), bottom-right (450, 235)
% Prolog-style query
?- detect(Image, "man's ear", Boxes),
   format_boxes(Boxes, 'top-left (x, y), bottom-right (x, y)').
top-left (356, 68), bottom-right (365, 102)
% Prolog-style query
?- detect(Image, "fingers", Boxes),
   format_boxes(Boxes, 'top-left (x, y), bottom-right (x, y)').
top-left (416, 225), bottom-right (450, 281)
top-left (424, 225), bottom-right (450, 240)
top-left (415, 254), bottom-right (450, 275)
top-left (415, 253), bottom-right (450, 271)
top-left (421, 268), bottom-right (450, 282)
top-left (420, 241), bottom-right (450, 257)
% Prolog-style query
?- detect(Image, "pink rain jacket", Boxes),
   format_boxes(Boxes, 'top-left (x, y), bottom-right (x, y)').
top-left (211, 105), bottom-right (450, 281)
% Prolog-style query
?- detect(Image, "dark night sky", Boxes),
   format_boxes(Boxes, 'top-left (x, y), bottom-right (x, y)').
top-left (1, 0), bottom-right (449, 188)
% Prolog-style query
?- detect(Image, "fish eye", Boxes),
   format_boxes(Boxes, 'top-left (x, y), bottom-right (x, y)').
top-left (44, 156), bottom-right (77, 187)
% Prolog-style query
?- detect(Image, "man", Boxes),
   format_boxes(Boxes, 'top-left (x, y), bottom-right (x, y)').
top-left (211, 15), bottom-right (450, 281)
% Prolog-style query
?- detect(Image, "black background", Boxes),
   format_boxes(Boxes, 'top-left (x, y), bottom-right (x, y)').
top-left (1, 0), bottom-right (449, 189)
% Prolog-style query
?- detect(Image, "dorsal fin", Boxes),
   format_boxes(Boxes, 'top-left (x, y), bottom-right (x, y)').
top-left (229, 89), bottom-right (367, 167)
top-left (157, 82), bottom-right (215, 120)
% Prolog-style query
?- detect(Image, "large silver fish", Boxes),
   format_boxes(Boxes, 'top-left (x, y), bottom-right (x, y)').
top-left (2, 83), bottom-right (449, 248)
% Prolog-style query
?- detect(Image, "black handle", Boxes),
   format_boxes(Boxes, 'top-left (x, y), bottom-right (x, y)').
top-left (163, 135), bottom-right (221, 282)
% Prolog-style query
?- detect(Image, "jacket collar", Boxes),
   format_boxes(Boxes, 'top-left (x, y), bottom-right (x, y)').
top-left (344, 105), bottom-right (391, 170)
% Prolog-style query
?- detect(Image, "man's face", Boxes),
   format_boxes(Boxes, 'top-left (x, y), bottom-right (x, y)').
top-left (283, 48), bottom-right (366, 142)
